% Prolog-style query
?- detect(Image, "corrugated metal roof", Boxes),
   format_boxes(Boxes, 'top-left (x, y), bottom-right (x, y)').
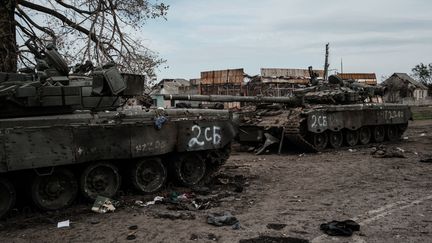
top-left (338, 73), bottom-right (377, 80)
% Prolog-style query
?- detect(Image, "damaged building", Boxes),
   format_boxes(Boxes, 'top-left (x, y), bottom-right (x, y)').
top-left (382, 73), bottom-right (429, 103)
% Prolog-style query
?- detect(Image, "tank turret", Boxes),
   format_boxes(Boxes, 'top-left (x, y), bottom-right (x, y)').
top-left (0, 41), bottom-right (143, 118)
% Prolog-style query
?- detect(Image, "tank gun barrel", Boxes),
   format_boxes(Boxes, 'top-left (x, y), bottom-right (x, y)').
top-left (163, 94), bottom-right (302, 106)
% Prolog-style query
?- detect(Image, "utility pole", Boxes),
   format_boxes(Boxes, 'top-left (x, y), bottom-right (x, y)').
top-left (341, 58), bottom-right (344, 74)
top-left (323, 43), bottom-right (330, 81)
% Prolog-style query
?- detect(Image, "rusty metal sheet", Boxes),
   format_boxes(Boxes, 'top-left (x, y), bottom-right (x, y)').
top-left (176, 120), bottom-right (235, 152)
top-left (201, 69), bottom-right (244, 85)
top-left (261, 68), bottom-right (324, 79)
top-left (5, 127), bottom-right (75, 171)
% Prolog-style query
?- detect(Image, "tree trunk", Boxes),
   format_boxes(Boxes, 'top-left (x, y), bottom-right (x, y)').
top-left (0, 0), bottom-right (17, 72)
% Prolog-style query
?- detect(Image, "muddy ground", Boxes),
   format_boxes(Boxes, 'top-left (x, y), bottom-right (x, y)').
top-left (1, 120), bottom-right (431, 243)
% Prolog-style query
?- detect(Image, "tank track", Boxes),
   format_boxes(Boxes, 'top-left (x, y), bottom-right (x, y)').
top-left (282, 109), bottom-right (318, 152)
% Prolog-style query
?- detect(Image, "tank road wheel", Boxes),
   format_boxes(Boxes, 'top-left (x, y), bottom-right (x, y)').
top-left (359, 127), bottom-right (372, 145)
top-left (345, 130), bottom-right (359, 147)
top-left (387, 125), bottom-right (400, 142)
top-left (373, 126), bottom-right (385, 143)
top-left (174, 153), bottom-right (206, 186)
top-left (80, 162), bottom-right (121, 200)
top-left (0, 178), bottom-right (16, 218)
top-left (311, 132), bottom-right (328, 151)
top-left (329, 131), bottom-right (343, 149)
top-left (131, 158), bottom-right (167, 194)
top-left (31, 169), bottom-right (78, 211)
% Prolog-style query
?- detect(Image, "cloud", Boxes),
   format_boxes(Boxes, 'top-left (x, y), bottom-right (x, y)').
top-left (143, 0), bottom-right (432, 81)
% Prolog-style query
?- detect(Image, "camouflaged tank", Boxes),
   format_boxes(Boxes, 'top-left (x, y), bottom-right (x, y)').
top-left (164, 75), bottom-right (412, 154)
top-left (0, 44), bottom-right (235, 217)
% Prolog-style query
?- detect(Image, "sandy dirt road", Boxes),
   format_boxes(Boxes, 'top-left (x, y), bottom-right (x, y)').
top-left (1, 120), bottom-right (431, 243)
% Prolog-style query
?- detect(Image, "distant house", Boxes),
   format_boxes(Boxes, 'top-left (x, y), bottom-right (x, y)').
top-left (382, 73), bottom-right (428, 103)
top-left (337, 73), bottom-right (377, 85)
top-left (152, 78), bottom-right (201, 107)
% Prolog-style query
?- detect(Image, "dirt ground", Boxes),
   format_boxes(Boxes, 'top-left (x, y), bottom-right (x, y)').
top-left (1, 120), bottom-right (431, 243)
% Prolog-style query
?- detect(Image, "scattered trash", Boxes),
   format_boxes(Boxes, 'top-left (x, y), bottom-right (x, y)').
top-left (134, 200), bottom-right (145, 207)
top-left (267, 223), bottom-right (287, 230)
top-left (207, 211), bottom-right (239, 227)
top-left (57, 220), bottom-right (70, 228)
top-left (137, 196), bottom-right (164, 207)
top-left (371, 145), bottom-right (406, 158)
top-left (320, 220), bottom-right (360, 237)
top-left (420, 133), bottom-right (427, 137)
top-left (91, 196), bottom-right (119, 213)
top-left (348, 149), bottom-right (356, 153)
top-left (239, 236), bottom-right (309, 243)
top-left (403, 137), bottom-right (409, 140)
top-left (154, 116), bottom-right (168, 129)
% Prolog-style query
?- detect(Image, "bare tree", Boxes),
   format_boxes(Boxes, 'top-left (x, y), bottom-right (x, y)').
top-left (0, 0), bottom-right (168, 79)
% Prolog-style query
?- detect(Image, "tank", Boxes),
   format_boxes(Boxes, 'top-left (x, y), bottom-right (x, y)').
top-left (0, 43), bottom-right (235, 217)
top-left (164, 75), bottom-right (412, 154)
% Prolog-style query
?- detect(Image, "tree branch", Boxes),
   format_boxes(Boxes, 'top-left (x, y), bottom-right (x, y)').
top-left (19, 0), bottom-right (114, 53)
top-left (53, 0), bottom-right (94, 15)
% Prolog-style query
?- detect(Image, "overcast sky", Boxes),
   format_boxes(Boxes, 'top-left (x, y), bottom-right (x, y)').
top-left (142, 0), bottom-right (432, 82)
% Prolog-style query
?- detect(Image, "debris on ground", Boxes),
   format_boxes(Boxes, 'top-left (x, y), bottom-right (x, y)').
top-left (207, 212), bottom-right (239, 227)
top-left (57, 220), bottom-right (70, 228)
top-left (320, 220), bottom-right (360, 237)
top-left (266, 223), bottom-right (287, 230)
top-left (371, 145), bottom-right (406, 158)
top-left (136, 196), bottom-right (164, 207)
top-left (239, 236), bottom-right (310, 243)
top-left (91, 196), bottom-right (119, 214)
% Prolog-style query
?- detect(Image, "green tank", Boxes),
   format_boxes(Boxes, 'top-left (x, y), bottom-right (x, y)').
top-left (0, 44), bottom-right (235, 217)
top-left (164, 75), bottom-right (412, 154)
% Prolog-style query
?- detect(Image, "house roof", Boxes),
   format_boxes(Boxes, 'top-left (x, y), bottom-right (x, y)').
top-left (386, 73), bottom-right (428, 90)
